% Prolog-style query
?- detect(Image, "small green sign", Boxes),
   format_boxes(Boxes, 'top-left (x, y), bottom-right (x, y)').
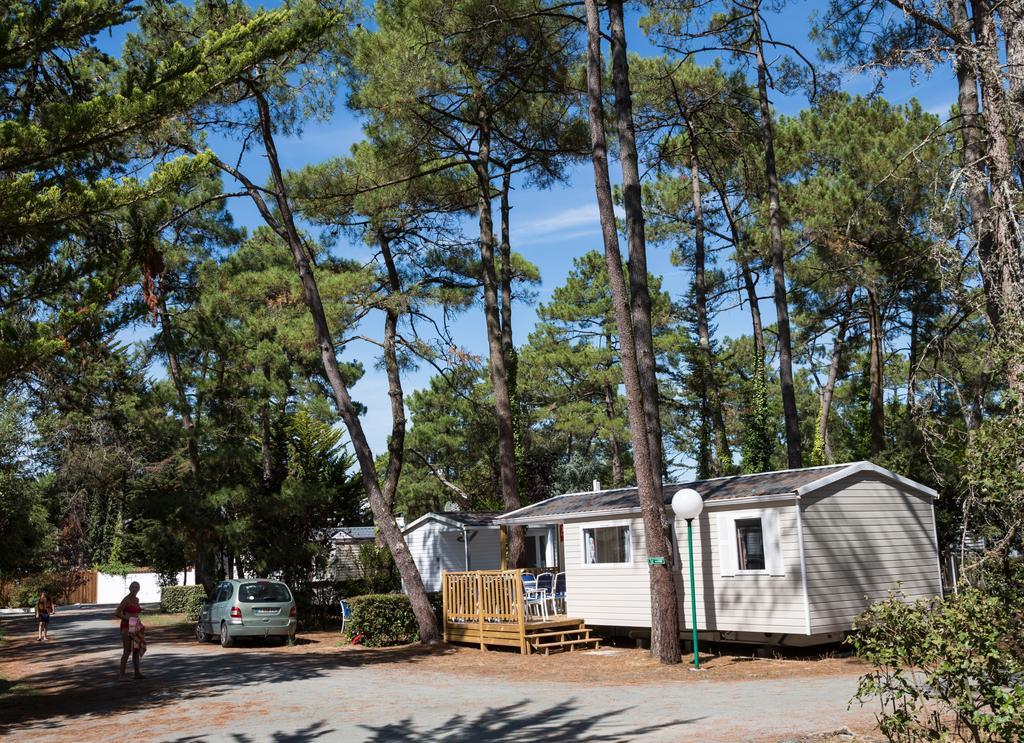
top-left (647, 556), bottom-right (666, 565)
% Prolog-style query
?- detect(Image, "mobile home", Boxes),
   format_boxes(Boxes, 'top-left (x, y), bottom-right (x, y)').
top-left (497, 462), bottom-right (943, 645)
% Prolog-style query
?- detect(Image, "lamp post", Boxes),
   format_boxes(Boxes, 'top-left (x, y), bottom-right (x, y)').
top-left (671, 488), bottom-right (704, 670)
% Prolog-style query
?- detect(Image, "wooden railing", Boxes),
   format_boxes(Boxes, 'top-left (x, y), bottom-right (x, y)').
top-left (442, 569), bottom-right (527, 651)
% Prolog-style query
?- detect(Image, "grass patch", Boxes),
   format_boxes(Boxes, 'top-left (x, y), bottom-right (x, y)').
top-left (0, 677), bottom-right (38, 698)
top-left (140, 612), bottom-right (189, 628)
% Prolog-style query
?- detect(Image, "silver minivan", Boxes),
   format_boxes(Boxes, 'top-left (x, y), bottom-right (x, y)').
top-left (196, 579), bottom-right (297, 647)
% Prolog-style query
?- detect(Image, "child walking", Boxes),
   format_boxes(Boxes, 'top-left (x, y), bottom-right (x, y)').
top-left (35, 591), bottom-right (55, 641)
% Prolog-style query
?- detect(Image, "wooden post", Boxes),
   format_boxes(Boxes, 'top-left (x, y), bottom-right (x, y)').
top-left (442, 572), bottom-right (449, 644)
top-left (499, 526), bottom-right (509, 570)
top-left (515, 568), bottom-right (528, 655)
top-left (476, 572), bottom-right (485, 651)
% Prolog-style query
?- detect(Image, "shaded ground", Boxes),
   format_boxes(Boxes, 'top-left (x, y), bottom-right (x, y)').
top-left (0, 607), bottom-right (879, 742)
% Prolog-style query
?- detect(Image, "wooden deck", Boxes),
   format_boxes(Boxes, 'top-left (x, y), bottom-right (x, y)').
top-left (441, 569), bottom-right (599, 655)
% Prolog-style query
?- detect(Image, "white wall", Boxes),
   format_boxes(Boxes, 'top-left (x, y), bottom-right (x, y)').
top-left (801, 474), bottom-right (943, 633)
top-left (95, 569), bottom-right (195, 605)
top-left (562, 503), bottom-right (807, 634)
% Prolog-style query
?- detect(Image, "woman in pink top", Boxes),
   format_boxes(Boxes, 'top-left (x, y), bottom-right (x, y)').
top-left (115, 581), bottom-right (145, 680)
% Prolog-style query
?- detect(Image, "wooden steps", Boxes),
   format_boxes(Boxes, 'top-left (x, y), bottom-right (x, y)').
top-left (525, 620), bottom-right (600, 655)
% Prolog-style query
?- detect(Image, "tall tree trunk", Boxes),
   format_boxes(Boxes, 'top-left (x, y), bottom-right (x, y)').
top-left (1004, 0), bottom-right (1024, 178)
top-left (819, 291), bottom-right (853, 463)
top-left (157, 297), bottom-right (213, 588)
top-left (496, 166), bottom-right (527, 553)
top-left (752, 2), bottom-right (801, 468)
top-left (499, 166), bottom-right (515, 366)
top-left (158, 299), bottom-right (200, 480)
top-left (251, 90), bottom-right (439, 643)
top-left (971, 0), bottom-right (1024, 393)
top-left (687, 128), bottom-right (731, 473)
top-left (608, 0), bottom-right (665, 483)
top-left (950, 0), bottom-right (1000, 327)
top-left (584, 0), bottom-right (681, 664)
top-left (714, 180), bottom-right (765, 359)
top-left (379, 235), bottom-right (407, 511)
top-left (603, 379), bottom-right (624, 487)
top-left (474, 115), bottom-right (526, 569)
top-left (867, 286), bottom-right (885, 456)
top-left (259, 364), bottom-right (273, 487)
top-left (906, 297), bottom-right (919, 420)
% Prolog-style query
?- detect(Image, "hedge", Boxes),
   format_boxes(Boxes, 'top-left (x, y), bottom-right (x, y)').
top-left (160, 585), bottom-right (207, 621)
top-left (347, 593), bottom-right (420, 647)
top-left (7, 571), bottom-right (87, 608)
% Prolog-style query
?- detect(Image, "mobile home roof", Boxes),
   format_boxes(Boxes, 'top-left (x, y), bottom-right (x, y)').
top-left (497, 462), bottom-right (937, 524)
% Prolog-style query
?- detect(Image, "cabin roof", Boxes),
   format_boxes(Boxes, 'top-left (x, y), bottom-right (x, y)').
top-left (497, 461), bottom-right (937, 525)
top-left (329, 525), bottom-right (377, 541)
top-left (402, 511), bottom-right (501, 533)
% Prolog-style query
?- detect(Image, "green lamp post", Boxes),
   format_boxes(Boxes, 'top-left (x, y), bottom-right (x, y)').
top-left (672, 488), bottom-right (704, 670)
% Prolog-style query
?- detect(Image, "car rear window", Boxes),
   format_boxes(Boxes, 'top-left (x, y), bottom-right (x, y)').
top-left (238, 582), bottom-right (291, 603)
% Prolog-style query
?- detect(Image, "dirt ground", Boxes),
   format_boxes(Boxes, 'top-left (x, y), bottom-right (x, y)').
top-left (1, 611), bottom-right (869, 689)
top-left (0, 609), bottom-right (882, 742)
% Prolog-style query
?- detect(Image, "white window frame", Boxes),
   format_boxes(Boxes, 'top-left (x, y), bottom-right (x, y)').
top-left (579, 521), bottom-right (633, 567)
top-left (715, 508), bottom-right (785, 577)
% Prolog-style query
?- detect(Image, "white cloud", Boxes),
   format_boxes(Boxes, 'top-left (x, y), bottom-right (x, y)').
top-left (515, 203), bottom-right (626, 240)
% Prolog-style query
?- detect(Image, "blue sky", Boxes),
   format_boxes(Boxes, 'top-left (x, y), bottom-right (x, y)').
top-left (117, 2), bottom-right (961, 473)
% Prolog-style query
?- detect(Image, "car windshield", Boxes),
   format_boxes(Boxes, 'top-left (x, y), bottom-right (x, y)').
top-left (238, 582), bottom-right (291, 603)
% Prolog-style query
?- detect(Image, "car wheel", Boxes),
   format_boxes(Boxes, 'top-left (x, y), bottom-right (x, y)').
top-left (196, 622), bottom-right (212, 643)
top-left (220, 622), bottom-right (234, 648)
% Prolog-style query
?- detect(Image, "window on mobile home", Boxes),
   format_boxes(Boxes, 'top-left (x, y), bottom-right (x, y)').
top-left (735, 518), bottom-right (766, 571)
top-left (582, 526), bottom-right (630, 564)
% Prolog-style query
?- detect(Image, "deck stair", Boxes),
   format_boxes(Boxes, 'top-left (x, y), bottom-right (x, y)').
top-left (525, 620), bottom-right (600, 655)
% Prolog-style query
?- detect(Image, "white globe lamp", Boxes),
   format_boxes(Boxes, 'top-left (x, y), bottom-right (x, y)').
top-left (671, 488), bottom-right (704, 521)
top-left (671, 487), bottom-right (703, 670)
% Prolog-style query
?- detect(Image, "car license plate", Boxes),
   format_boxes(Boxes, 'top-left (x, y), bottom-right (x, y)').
top-left (255, 608), bottom-right (277, 615)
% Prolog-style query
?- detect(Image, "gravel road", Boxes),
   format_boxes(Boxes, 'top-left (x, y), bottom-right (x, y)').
top-left (0, 607), bottom-right (875, 742)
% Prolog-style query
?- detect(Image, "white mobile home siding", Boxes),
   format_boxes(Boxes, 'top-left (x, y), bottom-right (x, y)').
top-left (562, 505), bottom-right (807, 633)
top-left (563, 517), bottom-right (653, 627)
top-left (406, 522), bottom-right (502, 592)
top-left (801, 475), bottom-right (942, 634)
top-left (674, 504), bottom-right (807, 634)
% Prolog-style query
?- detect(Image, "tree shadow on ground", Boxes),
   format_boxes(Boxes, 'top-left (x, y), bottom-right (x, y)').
top-left (168, 719), bottom-right (337, 742)
top-left (360, 700), bottom-right (700, 741)
top-left (0, 610), bottom-right (459, 735)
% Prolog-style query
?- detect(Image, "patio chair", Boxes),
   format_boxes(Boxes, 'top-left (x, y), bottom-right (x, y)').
top-left (339, 599), bottom-right (352, 635)
top-left (536, 572), bottom-right (554, 595)
top-left (547, 572), bottom-right (566, 615)
top-left (524, 588), bottom-right (549, 621)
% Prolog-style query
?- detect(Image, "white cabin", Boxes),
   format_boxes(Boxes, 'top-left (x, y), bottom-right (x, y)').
top-left (403, 512), bottom-right (557, 592)
top-left (498, 462), bottom-right (943, 645)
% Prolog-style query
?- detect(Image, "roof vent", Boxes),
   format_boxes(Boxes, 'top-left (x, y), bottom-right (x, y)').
top-left (593, 479), bottom-right (601, 492)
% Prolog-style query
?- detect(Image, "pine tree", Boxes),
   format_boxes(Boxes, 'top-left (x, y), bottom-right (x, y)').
top-left (741, 351), bottom-right (775, 473)
top-left (809, 405), bottom-right (827, 467)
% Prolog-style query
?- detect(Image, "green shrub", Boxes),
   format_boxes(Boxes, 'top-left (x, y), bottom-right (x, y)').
top-left (160, 585), bottom-right (208, 621)
top-left (355, 543), bottom-right (400, 594)
top-left (8, 571), bottom-right (87, 607)
top-left (346, 593), bottom-right (419, 647)
top-left (851, 588), bottom-right (1024, 742)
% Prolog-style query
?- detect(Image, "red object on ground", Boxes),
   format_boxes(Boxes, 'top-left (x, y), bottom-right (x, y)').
top-left (351, 632), bottom-right (364, 645)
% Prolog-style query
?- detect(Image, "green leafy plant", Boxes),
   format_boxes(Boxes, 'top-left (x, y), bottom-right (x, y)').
top-left (346, 594), bottom-right (420, 647)
top-left (9, 571), bottom-right (87, 608)
top-left (92, 561), bottom-right (146, 577)
top-left (160, 585), bottom-right (208, 621)
top-left (850, 589), bottom-right (1024, 742)
top-left (355, 543), bottom-right (400, 594)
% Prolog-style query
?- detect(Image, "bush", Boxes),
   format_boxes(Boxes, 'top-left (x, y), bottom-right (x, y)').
top-left (8, 571), bottom-right (87, 608)
top-left (851, 588), bottom-right (1024, 742)
top-left (346, 593), bottom-right (419, 647)
top-left (160, 585), bottom-right (207, 621)
top-left (355, 543), bottom-right (400, 594)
